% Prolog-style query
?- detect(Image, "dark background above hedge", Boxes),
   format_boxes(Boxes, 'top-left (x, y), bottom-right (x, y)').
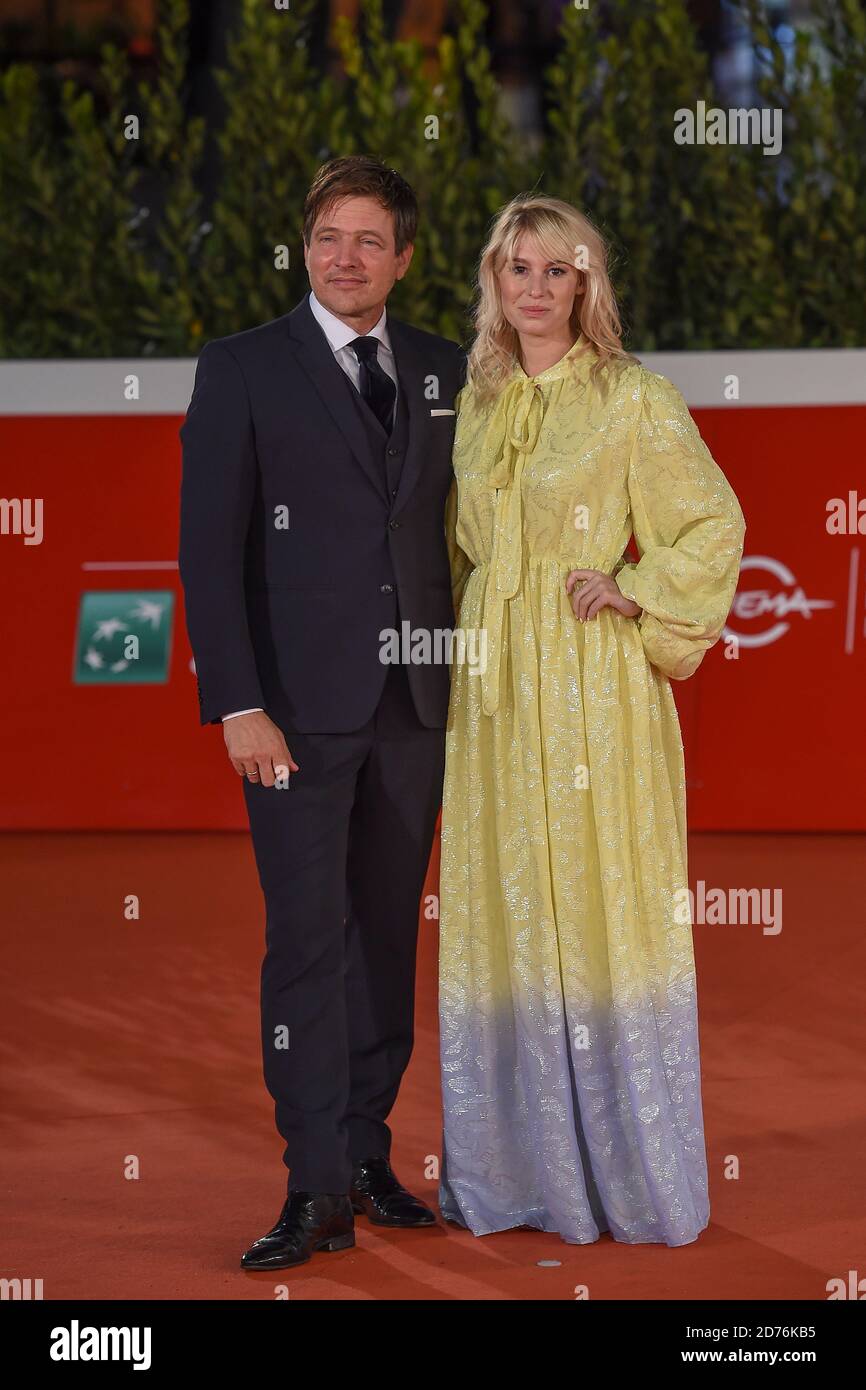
top-left (1, 0), bottom-right (864, 357)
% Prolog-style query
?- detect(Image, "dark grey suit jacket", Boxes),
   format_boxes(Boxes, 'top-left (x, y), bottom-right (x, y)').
top-left (178, 293), bottom-right (466, 731)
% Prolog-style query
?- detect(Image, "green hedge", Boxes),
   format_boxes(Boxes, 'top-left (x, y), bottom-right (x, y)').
top-left (1, 0), bottom-right (863, 357)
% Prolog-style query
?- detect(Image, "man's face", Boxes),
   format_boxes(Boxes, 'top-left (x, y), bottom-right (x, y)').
top-left (304, 195), bottom-right (413, 324)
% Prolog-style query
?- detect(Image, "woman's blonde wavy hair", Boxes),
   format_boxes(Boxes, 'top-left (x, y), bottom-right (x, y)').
top-left (466, 194), bottom-right (635, 402)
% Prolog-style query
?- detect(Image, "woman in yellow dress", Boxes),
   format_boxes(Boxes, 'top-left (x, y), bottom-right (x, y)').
top-left (438, 195), bottom-right (745, 1246)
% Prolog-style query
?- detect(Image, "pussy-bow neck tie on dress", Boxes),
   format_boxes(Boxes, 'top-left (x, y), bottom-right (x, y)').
top-left (479, 371), bottom-right (546, 716)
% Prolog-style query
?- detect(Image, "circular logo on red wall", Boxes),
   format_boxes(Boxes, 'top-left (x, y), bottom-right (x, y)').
top-left (725, 556), bottom-right (834, 648)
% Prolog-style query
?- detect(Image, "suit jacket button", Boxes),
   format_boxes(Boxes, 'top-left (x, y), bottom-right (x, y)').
top-left (389, 520), bottom-right (400, 530)
top-left (380, 583), bottom-right (394, 594)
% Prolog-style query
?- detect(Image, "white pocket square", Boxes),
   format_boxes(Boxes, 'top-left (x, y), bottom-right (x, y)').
top-left (430, 408), bottom-right (456, 416)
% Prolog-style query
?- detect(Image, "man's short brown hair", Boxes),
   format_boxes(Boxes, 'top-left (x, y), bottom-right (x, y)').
top-left (303, 156), bottom-right (418, 255)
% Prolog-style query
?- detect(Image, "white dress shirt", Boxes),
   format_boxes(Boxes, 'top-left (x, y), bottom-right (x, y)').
top-left (221, 290), bottom-right (397, 722)
top-left (308, 288), bottom-right (398, 394)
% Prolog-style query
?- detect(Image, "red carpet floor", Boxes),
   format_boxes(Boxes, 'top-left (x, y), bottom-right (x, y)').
top-left (2, 830), bottom-right (864, 1300)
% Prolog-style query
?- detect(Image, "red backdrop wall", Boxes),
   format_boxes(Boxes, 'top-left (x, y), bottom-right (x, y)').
top-left (2, 401), bottom-right (864, 830)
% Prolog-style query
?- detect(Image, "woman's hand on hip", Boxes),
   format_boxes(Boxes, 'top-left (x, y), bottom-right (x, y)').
top-left (566, 568), bottom-right (642, 622)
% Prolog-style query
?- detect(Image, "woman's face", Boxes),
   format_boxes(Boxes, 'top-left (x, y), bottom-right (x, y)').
top-left (497, 235), bottom-right (582, 340)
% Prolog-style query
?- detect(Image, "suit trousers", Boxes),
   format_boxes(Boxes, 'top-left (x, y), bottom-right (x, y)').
top-left (242, 660), bottom-right (446, 1194)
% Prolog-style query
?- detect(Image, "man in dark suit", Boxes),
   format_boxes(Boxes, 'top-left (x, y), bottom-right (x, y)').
top-left (179, 156), bottom-right (465, 1270)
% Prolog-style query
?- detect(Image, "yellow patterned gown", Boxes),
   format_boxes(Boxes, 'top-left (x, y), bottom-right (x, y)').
top-left (438, 335), bottom-right (745, 1245)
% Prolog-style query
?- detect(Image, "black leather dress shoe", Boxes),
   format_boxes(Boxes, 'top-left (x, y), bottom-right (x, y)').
top-left (350, 1156), bottom-right (437, 1228)
top-left (240, 1191), bottom-right (355, 1270)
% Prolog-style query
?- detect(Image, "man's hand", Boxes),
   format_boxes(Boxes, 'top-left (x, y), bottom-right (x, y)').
top-left (566, 568), bottom-right (642, 622)
top-left (223, 711), bottom-right (299, 787)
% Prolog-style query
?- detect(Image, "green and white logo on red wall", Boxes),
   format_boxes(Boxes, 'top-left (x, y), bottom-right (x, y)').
top-left (73, 590), bottom-right (175, 684)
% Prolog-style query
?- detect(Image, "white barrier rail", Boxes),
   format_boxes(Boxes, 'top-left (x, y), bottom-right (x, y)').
top-left (0, 348), bottom-right (864, 414)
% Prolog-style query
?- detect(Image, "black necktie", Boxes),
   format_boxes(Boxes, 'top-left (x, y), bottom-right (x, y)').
top-left (349, 336), bottom-right (396, 433)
